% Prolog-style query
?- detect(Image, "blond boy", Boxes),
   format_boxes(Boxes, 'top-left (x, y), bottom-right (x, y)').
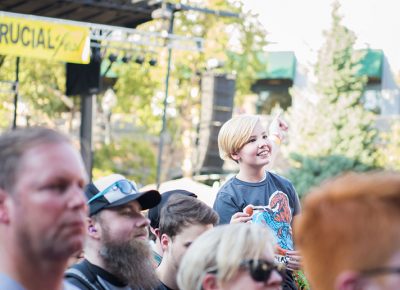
top-left (213, 114), bottom-right (301, 290)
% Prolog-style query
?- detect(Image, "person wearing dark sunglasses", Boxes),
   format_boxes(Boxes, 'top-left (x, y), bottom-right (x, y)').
top-left (295, 172), bottom-right (400, 290)
top-left (177, 223), bottom-right (283, 290)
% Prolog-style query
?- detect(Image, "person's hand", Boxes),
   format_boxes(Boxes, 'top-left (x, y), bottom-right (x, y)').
top-left (230, 212), bottom-right (252, 224)
top-left (268, 112), bottom-right (288, 143)
top-left (285, 250), bottom-right (302, 271)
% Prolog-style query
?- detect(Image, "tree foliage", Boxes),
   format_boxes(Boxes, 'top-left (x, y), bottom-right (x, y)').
top-left (93, 137), bottom-right (157, 186)
top-left (0, 56), bottom-right (72, 129)
top-left (112, 0), bottom-right (268, 180)
top-left (285, 1), bottom-right (379, 197)
top-left (0, 1), bottom-right (268, 182)
top-left (377, 121), bottom-right (400, 171)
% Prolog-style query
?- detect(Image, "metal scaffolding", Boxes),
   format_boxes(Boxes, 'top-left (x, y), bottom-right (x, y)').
top-left (0, 11), bottom-right (204, 53)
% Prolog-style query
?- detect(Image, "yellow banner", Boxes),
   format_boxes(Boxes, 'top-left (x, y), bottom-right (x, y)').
top-left (0, 15), bottom-right (90, 64)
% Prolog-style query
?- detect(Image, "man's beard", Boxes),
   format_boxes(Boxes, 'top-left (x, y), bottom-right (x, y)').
top-left (99, 231), bottom-right (160, 290)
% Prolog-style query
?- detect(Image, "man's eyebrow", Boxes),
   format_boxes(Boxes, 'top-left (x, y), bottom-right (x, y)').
top-left (115, 205), bottom-right (132, 211)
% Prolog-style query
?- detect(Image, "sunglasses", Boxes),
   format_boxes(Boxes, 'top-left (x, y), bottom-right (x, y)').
top-left (240, 259), bottom-right (285, 282)
top-left (88, 179), bottom-right (138, 204)
top-left (361, 267), bottom-right (400, 277)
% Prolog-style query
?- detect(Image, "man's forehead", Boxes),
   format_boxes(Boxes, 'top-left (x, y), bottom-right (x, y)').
top-left (111, 200), bottom-right (142, 211)
top-left (21, 141), bottom-right (75, 163)
top-left (18, 142), bottom-right (87, 182)
top-left (176, 223), bottom-right (213, 236)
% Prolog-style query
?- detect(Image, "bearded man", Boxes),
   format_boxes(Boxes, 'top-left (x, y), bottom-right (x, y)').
top-left (66, 174), bottom-right (161, 290)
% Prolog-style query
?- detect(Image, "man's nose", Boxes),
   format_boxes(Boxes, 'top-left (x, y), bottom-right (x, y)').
top-left (67, 184), bottom-right (88, 212)
top-left (137, 216), bottom-right (150, 228)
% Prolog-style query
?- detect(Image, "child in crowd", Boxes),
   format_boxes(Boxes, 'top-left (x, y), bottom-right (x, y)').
top-left (155, 194), bottom-right (219, 290)
top-left (213, 114), bottom-right (301, 290)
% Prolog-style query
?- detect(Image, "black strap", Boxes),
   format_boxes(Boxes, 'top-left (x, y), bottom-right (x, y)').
top-left (65, 261), bottom-right (105, 290)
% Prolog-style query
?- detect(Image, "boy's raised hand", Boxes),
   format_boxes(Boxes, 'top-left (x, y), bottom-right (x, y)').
top-left (268, 112), bottom-right (288, 142)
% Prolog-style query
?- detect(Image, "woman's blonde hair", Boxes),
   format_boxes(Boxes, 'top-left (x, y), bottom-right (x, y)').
top-left (177, 223), bottom-right (276, 290)
top-left (218, 115), bottom-right (261, 162)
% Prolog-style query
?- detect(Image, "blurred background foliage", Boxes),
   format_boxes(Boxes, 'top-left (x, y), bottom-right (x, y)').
top-left (284, 1), bottom-right (380, 197)
top-left (0, 0), bottom-right (397, 195)
top-left (92, 137), bottom-right (157, 186)
top-left (377, 121), bottom-right (400, 171)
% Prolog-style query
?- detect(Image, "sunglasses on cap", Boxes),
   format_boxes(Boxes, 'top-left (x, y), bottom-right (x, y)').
top-left (240, 259), bottom-right (285, 282)
top-left (88, 179), bottom-right (138, 204)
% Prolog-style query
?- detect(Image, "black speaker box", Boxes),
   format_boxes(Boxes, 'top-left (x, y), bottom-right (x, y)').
top-left (66, 47), bottom-right (101, 96)
top-left (197, 73), bottom-right (236, 174)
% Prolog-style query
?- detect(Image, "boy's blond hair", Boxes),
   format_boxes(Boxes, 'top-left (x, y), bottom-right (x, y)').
top-left (218, 115), bottom-right (261, 162)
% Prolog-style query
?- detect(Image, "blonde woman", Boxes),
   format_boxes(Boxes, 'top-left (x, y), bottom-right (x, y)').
top-left (177, 223), bottom-right (283, 290)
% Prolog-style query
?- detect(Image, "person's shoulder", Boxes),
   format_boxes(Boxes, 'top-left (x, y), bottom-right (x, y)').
top-left (65, 260), bottom-right (96, 290)
top-left (152, 281), bottom-right (172, 290)
top-left (64, 280), bottom-right (85, 290)
top-left (0, 273), bottom-right (26, 290)
top-left (217, 176), bottom-right (237, 193)
top-left (64, 274), bottom-right (93, 290)
top-left (268, 171), bottom-right (293, 185)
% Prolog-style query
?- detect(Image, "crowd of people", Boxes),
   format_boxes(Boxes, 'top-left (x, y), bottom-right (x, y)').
top-left (0, 115), bottom-right (399, 290)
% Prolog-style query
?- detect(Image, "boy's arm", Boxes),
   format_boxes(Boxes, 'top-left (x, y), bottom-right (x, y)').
top-left (266, 114), bottom-right (288, 169)
top-left (290, 182), bottom-right (301, 216)
top-left (268, 113), bottom-right (288, 145)
top-left (213, 192), bottom-right (243, 225)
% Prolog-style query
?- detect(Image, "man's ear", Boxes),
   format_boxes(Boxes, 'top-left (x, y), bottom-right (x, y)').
top-left (0, 189), bottom-right (10, 224)
top-left (335, 271), bottom-right (361, 290)
top-left (160, 233), bottom-right (171, 251)
top-left (202, 273), bottom-right (219, 290)
top-left (154, 228), bottom-right (161, 239)
top-left (87, 217), bottom-right (100, 239)
top-left (150, 226), bottom-right (161, 239)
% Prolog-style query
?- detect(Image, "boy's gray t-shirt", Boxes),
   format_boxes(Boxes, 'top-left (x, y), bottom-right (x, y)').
top-left (213, 171), bottom-right (301, 250)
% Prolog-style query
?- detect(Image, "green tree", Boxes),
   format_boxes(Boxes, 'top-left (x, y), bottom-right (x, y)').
top-left (0, 55), bottom-right (76, 129)
top-left (285, 1), bottom-right (379, 197)
top-left (377, 121), bottom-right (400, 171)
top-left (93, 137), bottom-right (157, 186)
top-left (114, 0), bottom-right (267, 181)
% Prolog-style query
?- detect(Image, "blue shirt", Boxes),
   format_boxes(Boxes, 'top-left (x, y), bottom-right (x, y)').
top-left (0, 273), bottom-right (25, 290)
top-left (213, 171), bottom-right (301, 250)
top-left (0, 273), bottom-right (80, 290)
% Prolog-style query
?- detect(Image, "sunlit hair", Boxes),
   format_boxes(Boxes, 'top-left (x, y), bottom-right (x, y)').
top-left (218, 114), bottom-right (261, 162)
top-left (159, 194), bottom-right (219, 239)
top-left (177, 223), bottom-right (276, 290)
top-left (294, 171), bottom-right (400, 290)
top-left (0, 127), bottom-right (70, 193)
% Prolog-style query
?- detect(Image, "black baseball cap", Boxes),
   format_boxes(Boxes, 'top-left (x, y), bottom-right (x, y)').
top-left (148, 189), bottom-right (197, 229)
top-left (85, 174), bottom-right (161, 216)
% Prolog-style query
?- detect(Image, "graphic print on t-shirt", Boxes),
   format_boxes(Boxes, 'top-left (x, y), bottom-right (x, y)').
top-left (252, 190), bottom-right (294, 250)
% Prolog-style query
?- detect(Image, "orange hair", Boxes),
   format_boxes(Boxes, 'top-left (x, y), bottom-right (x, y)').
top-left (294, 171), bottom-right (400, 290)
